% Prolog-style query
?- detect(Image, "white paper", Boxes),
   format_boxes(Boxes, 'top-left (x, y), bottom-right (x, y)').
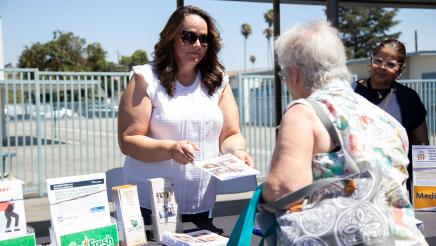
top-left (46, 173), bottom-right (111, 239)
top-left (162, 230), bottom-right (228, 246)
top-left (412, 145), bottom-right (436, 186)
top-left (194, 154), bottom-right (259, 181)
top-left (0, 180), bottom-right (27, 240)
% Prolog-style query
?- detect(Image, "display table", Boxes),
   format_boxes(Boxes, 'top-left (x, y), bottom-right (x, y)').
top-left (34, 211), bottom-right (436, 245)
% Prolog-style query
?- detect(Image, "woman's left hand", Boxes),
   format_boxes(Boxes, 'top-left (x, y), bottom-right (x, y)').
top-left (233, 149), bottom-right (254, 168)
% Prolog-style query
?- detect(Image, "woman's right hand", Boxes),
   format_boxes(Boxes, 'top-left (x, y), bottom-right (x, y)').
top-left (170, 141), bottom-right (199, 164)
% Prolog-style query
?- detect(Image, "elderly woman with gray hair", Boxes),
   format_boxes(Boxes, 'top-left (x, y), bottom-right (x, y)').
top-left (262, 21), bottom-right (427, 245)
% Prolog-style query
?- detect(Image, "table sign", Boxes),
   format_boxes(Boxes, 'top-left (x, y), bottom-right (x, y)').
top-left (0, 180), bottom-right (27, 241)
top-left (412, 145), bottom-right (436, 211)
top-left (46, 173), bottom-right (112, 245)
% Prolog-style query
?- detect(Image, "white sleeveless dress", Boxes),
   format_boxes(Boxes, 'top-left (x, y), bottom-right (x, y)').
top-left (123, 63), bottom-right (228, 214)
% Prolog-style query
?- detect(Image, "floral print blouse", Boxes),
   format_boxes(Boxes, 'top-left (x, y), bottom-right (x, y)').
top-left (291, 79), bottom-right (427, 245)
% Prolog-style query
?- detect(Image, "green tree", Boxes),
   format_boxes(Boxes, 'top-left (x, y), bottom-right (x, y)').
top-left (44, 31), bottom-right (86, 71)
top-left (85, 43), bottom-right (113, 71)
top-left (18, 42), bottom-right (50, 70)
top-left (263, 27), bottom-right (273, 69)
top-left (338, 7), bottom-right (400, 59)
top-left (18, 30), bottom-right (117, 72)
top-left (249, 54), bottom-right (256, 71)
top-left (119, 50), bottom-right (148, 70)
top-left (263, 9), bottom-right (274, 70)
top-left (241, 23), bottom-right (252, 72)
top-left (264, 9), bottom-right (274, 28)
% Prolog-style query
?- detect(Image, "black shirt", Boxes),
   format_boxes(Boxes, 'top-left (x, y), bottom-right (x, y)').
top-left (354, 79), bottom-right (427, 134)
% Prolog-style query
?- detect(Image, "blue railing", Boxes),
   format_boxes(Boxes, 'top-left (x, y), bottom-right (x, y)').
top-left (1, 68), bottom-right (435, 195)
top-left (236, 75), bottom-right (436, 180)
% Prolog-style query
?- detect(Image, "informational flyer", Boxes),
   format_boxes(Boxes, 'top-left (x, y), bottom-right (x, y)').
top-left (112, 184), bottom-right (147, 246)
top-left (412, 145), bottom-right (436, 211)
top-left (162, 230), bottom-right (228, 246)
top-left (0, 180), bottom-right (27, 240)
top-left (147, 178), bottom-right (180, 241)
top-left (46, 173), bottom-right (111, 243)
top-left (194, 154), bottom-right (259, 181)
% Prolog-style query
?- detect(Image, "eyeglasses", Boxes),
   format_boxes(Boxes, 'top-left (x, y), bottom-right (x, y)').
top-left (277, 71), bottom-right (285, 82)
top-left (277, 67), bottom-right (287, 82)
top-left (371, 56), bottom-right (403, 69)
top-left (180, 30), bottom-right (209, 47)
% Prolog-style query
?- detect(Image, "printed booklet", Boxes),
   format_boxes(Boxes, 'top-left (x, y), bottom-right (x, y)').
top-left (112, 184), bottom-right (147, 246)
top-left (194, 153), bottom-right (259, 181)
top-left (147, 178), bottom-right (181, 241)
top-left (162, 230), bottom-right (228, 246)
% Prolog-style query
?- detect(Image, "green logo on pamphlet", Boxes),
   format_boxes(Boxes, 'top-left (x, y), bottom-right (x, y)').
top-left (131, 219), bottom-right (138, 227)
top-left (61, 224), bottom-right (118, 246)
top-left (0, 234), bottom-right (36, 246)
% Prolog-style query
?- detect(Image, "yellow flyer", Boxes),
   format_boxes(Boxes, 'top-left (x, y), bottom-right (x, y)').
top-left (412, 145), bottom-right (436, 211)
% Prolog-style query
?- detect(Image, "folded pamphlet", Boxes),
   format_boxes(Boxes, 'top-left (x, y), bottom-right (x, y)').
top-left (194, 153), bottom-right (259, 181)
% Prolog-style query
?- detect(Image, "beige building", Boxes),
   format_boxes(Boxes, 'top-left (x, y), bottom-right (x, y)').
top-left (347, 51), bottom-right (436, 81)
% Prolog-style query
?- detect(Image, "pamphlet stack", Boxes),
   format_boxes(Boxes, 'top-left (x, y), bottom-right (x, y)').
top-left (112, 184), bottom-right (147, 246)
top-left (147, 178), bottom-right (181, 241)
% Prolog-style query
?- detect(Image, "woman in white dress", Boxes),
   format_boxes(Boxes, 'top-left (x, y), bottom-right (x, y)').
top-left (117, 5), bottom-right (253, 233)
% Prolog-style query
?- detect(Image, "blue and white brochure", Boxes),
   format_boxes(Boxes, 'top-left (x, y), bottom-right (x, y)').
top-left (46, 173), bottom-right (111, 244)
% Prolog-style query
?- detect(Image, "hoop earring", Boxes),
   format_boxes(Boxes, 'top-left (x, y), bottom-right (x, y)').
top-left (396, 73), bottom-right (403, 80)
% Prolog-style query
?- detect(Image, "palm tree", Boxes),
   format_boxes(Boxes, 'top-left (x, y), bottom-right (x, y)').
top-left (249, 55), bottom-right (256, 71)
top-left (241, 23), bottom-right (252, 72)
top-left (264, 9), bottom-right (274, 28)
top-left (263, 9), bottom-right (274, 70)
top-left (263, 27), bottom-right (273, 69)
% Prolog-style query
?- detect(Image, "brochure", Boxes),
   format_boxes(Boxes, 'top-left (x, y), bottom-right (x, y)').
top-left (112, 184), bottom-right (147, 246)
top-left (162, 230), bottom-right (228, 246)
top-left (0, 180), bottom-right (27, 241)
top-left (147, 178), bottom-right (181, 241)
top-left (194, 153), bottom-right (259, 181)
top-left (412, 145), bottom-right (436, 211)
top-left (46, 173), bottom-right (111, 244)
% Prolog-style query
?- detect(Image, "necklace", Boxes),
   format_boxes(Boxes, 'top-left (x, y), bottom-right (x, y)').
top-left (367, 79), bottom-right (394, 100)
top-left (376, 91), bottom-right (383, 99)
top-left (366, 78), bottom-right (395, 110)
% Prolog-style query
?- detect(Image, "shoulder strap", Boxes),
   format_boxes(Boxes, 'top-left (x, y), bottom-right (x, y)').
top-left (307, 99), bottom-right (360, 173)
top-left (264, 176), bottom-right (348, 210)
top-left (263, 99), bottom-right (361, 211)
top-left (306, 99), bottom-right (341, 150)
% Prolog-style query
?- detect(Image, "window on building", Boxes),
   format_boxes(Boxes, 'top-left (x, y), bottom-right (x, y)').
top-left (422, 72), bottom-right (436, 79)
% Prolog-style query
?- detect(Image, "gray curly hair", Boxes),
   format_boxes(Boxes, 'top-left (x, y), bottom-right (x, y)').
top-left (275, 21), bottom-right (351, 90)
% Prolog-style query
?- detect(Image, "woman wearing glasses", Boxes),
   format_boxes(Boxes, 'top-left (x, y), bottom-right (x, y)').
top-left (354, 39), bottom-right (429, 195)
top-left (118, 5), bottom-right (253, 232)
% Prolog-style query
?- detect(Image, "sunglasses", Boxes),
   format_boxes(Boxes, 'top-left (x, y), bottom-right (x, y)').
top-left (180, 30), bottom-right (209, 47)
top-left (371, 56), bottom-right (403, 70)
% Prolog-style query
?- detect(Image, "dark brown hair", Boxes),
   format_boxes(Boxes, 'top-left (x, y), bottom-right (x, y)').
top-left (153, 5), bottom-right (224, 97)
top-left (373, 38), bottom-right (406, 64)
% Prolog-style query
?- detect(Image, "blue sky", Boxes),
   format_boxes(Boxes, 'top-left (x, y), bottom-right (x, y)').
top-left (1, 0), bottom-right (435, 71)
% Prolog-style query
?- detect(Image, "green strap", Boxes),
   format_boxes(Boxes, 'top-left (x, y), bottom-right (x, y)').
top-left (228, 184), bottom-right (263, 246)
